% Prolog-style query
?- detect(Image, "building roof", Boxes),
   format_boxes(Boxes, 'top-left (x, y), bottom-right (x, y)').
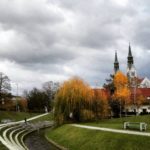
top-left (93, 88), bottom-right (110, 98)
top-left (130, 88), bottom-right (150, 100)
top-left (138, 88), bottom-right (150, 98)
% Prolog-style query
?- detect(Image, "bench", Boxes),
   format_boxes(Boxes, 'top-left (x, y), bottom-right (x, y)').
top-left (124, 122), bottom-right (147, 131)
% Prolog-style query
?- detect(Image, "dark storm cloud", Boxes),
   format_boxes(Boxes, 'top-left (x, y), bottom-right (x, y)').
top-left (0, 0), bottom-right (76, 67)
top-left (0, 0), bottom-right (150, 94)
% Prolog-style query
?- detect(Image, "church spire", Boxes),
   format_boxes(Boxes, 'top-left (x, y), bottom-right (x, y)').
top-left (128, 43), bottom-right (132, 57)
top-left (127, 43), bottom-right (133, 69)
top-left (127, 43), bottom-right (137, 82)
top-left (114, 51), bottom-right (119, 74)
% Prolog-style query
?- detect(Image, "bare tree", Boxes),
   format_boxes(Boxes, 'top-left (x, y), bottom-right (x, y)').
top-left (43, 81), bottom-right (59, 98)
top-left (42, 81), bottom-right (60, 110)
top-left (0, 72), bottom-right (11, 98)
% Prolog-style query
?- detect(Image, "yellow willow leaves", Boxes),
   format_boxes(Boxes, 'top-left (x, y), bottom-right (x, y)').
top-left (56, 76), bottom-right (93, 109)
top-left (54, 76), bottom-right (110, 123)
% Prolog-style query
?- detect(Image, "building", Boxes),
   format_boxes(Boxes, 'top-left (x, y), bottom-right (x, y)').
top-left (113, 44), bottom-right (150, 114)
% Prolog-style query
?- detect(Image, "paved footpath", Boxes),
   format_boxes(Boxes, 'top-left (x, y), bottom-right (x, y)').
top-left (71, 124), bottom-right (150, 137)
top-left (0, 113), bottom-right (50, 150)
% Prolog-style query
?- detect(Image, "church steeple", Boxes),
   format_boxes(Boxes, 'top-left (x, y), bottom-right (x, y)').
top-left (114, 51), bottom-right (119, 74)
top-left (127, 43), bottom-right (134, 69)
top-left (127, 43), bottom-right (137, 82)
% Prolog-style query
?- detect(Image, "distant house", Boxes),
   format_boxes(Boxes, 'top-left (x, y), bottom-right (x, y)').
top-left (139, 77), bottom-right (150, 88)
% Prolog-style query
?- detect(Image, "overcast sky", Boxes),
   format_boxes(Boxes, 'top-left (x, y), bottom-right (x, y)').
top-left (0, 0), bottom-right (150, 95)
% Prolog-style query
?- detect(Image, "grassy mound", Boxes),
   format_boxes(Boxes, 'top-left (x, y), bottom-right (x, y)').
top-left (46, 124), bottom-right (150, 150)
top-left (46, 115), bottom-right (150, 150)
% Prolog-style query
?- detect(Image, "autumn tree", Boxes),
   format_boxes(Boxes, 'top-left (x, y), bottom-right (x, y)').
top-left (131, 88), bottom-right (145, 114)
top-left (92, 89), bottom-right (109, 119)
top-left (18, 98), bottom-right (28, 112)
top-left (113, 71), bottom-right (130, 117)
top-left (54, 77), bottom-right (94, 124)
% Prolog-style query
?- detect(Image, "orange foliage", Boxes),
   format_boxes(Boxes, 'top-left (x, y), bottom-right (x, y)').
top-left (114, 71), bottom-right (130, 104)
top-left (18, 98), bottom-right (28, 111)
top-left (93, 89), bottom-right (109, 118)
top-left (133, 89), bottom-right (146, 108)
top-left (54, 76), bottom-right (94, 123)
top-left (54, 77), bottom-right (109, 123)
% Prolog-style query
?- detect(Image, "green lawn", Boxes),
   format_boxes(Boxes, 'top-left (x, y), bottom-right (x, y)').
top-left (46, 115), bottom-right (150, 150)
top-left (82, 115), bottom-right (150, 131)
top-left (0, 111), bottom-right (40, 122)
top-left (0, 142), bottom-right (8, 150)
top-left (46, 124), bottom-right (150, 150)
top-left (30, 113), bottom-right (53, 123)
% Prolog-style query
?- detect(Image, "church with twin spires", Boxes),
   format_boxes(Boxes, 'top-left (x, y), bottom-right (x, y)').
top-left (114, 44), bottom-right (137, 82)
top-left (113, 44), bottom-right (150, 114)
top-left (114, 44), bottom-right (150, 88)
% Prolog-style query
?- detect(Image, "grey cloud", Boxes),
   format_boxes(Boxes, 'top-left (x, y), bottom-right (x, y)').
top-left (0, 0), bottom-right (64, 27)
top-left (0, 0), bottom-right (150, 94)
top-left (133, 19), bottom-right (150, 50)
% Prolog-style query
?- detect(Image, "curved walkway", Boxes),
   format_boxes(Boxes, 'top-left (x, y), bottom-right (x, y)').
top-left (71, 124), bottom-right (150, 137)
top-left (0, 113), bottom-right (51, 150)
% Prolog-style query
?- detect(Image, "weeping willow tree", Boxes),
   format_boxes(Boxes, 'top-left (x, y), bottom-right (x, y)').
top-left (54, 77), bottom-right (94, 124)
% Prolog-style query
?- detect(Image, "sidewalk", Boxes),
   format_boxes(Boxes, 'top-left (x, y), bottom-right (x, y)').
top-left (71, 124), bottom-right (150, 137)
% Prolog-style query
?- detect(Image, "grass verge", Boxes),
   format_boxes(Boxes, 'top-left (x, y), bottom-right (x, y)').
top-left (0, 141), bottom-right (8, 150)
top-left (82, 115), bottom-right (150, 131)
top-left (46, 124), bottom-right (150, 150)
top-left (0, 111), bottom-right (40, 122)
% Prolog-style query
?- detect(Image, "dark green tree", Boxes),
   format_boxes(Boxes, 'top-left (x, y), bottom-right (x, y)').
top-left (25, 88), bottom-right (50, 112)
top-left (103, 74), bottom-right (120, 117)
